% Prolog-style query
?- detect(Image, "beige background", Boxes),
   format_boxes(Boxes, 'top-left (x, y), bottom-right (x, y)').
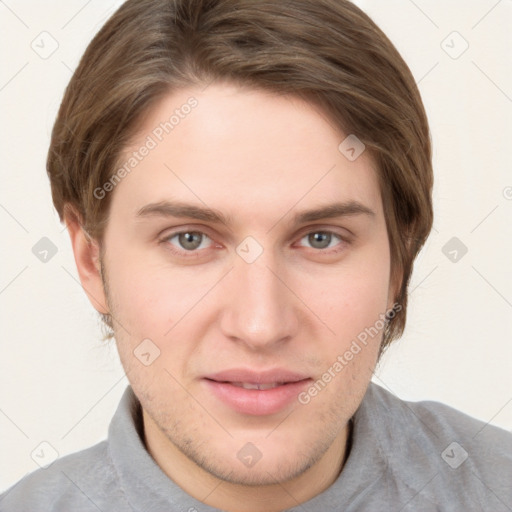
top-left (1, 0), bottom-right (511, 492)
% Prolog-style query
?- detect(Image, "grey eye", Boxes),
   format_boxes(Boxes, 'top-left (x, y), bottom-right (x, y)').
top-left (176, 232), bottom-right (205, 251)
top-left (307, 232), bottom-right (334, 249)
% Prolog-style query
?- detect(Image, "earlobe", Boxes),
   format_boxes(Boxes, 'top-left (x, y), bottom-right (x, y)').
top-left (64, 207), bottom-right (109, 315)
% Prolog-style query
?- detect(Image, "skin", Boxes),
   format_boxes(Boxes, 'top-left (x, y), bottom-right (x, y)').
top-left (67, 82), bottom-right (398, 512)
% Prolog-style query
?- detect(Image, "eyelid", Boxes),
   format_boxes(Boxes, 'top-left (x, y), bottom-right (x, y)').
top-left (160, 225), bottom-right (350, 243)
top-left (159, 225), bottom-right (215, 241)
top-left (294, 223), bottom-right (353, 240)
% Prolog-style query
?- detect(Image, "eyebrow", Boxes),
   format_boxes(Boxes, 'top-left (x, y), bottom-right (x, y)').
top-left (135, 200), bottom-right (375, 226)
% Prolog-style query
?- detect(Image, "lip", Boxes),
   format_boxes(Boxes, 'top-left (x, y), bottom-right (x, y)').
top-left (203, 368), bottom-right (312, 416)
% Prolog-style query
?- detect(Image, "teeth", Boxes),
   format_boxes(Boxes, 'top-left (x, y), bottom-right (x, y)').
top-left (231, 382), bottom-right (284, 390)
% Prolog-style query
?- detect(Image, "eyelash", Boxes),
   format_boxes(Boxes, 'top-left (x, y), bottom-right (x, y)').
top-left (160, 228), bottom-right (350, 258)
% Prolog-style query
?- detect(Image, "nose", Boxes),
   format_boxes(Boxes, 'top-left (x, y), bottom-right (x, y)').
top-left (218, 248), bottom-right (300, 351)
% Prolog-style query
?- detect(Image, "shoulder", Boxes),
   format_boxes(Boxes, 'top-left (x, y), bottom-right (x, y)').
top-left (364, 382), bottom-right (512, 509)
top-left (378, 383), bottom-right (512, 459)
top-left (0, 441), bottom-right (130, 512)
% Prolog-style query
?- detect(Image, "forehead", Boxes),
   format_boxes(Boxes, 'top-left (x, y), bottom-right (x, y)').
top-left (109, 82), bottom-right (383, 228)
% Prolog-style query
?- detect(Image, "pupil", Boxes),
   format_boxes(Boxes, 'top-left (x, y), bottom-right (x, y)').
top-left (309, 232), bottom-right (330, 249)
top-left (180, 232), bottom-right (201, 250)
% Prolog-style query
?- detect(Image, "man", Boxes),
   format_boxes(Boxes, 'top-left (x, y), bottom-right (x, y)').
top-left (1, 0), bottom-right (511, 510)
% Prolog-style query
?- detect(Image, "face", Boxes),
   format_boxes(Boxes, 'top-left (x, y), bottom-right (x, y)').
top-left (95, 82), bottom-right (395, 488)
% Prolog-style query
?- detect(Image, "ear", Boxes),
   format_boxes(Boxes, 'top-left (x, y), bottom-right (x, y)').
top-left (64, 207), bottom-right (109, 315)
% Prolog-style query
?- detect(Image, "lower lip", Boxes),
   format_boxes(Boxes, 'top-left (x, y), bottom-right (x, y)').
top-left (203, 379), bottom-right (311, 416)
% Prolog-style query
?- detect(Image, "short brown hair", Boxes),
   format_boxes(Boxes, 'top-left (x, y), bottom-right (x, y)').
top-left (47, 0), bottom-right (433, 354)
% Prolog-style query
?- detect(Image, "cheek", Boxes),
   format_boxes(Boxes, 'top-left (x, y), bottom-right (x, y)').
top-left (105, 246), bottom-right (220, 353)
top-left (301, 262), bottom-right (389, 403)
top-left (303, 254), bottom-right (391, 341)
top-left (103, 243), bottom-right (176, 334)
top-left (113, 274), bottom-right (181, 338)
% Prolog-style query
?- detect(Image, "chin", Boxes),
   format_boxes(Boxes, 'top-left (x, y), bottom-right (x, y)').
top-left (186, 432), bottom-right (329, 487)
top-left (201, 453), bottom-right (314, 487)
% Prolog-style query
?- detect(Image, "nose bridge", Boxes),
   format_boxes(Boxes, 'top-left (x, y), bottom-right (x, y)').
top-left (219, 245), bottom-right (297, 348)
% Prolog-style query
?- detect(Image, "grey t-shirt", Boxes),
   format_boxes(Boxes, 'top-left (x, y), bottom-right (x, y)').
top-left (1, 382), bottom-right (511, 511)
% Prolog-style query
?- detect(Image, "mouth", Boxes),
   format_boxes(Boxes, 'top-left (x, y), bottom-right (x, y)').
top-left (228, 381), bottom-right (286, 390)
top-left (202, 369), bottom-right (312, 416)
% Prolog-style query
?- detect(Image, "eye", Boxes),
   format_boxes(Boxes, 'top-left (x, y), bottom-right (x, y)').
top-left (165, 231), bottom-right (213, 252)
top-left (298, 231), bottom-right (344, 251)
top-left (160, 228), bottom-right (348, 258)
